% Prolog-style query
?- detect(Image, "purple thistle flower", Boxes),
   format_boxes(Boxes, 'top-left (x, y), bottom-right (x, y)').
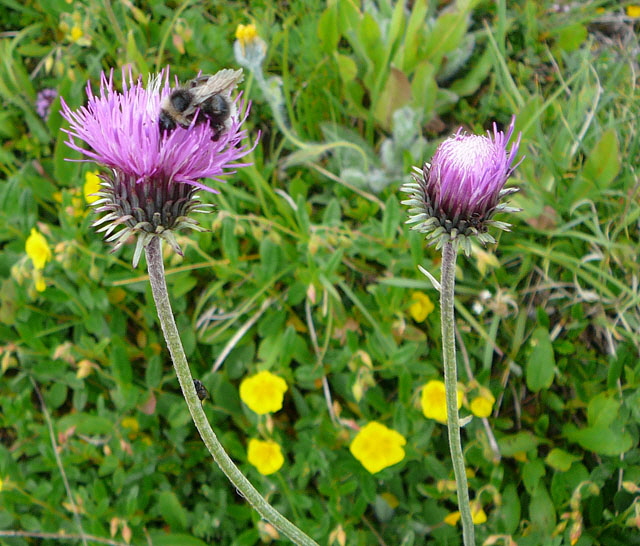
top-left (401, 117), bottom-right (522, 255)
top-left (60, 67), bottom-right (254, 266)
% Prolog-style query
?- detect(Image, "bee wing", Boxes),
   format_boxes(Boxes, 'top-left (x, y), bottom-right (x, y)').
top-left (189, 68), bottom-right (244, 106)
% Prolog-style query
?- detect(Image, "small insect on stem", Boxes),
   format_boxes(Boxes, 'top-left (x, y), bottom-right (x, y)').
top-left (193, 379), bottom-right (209, 402)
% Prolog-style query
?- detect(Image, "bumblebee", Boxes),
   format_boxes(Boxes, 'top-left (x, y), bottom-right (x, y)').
top-left (159, 68), bottom-right (243, 140)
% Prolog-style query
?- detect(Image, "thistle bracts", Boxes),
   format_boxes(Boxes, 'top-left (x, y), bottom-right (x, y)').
top-left (401, 117), bottom-right (522, 255)
top-left (91, 169), bottom-right (213, 267)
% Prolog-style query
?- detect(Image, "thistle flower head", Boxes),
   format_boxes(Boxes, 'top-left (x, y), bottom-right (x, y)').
top-left (401, 117), bottom-right (522, 255)
top-left (60, 67), bottom-right (254, 266)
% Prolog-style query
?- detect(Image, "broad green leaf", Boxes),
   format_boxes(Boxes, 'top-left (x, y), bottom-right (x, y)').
top-left (498, 431), bottom-right (541, 457)
top-left (58, 414), bottom-right (115, 436)
top-left (587, 392), bottom-right (620, 428)
top-left (496, 483), bottom-right (521, 535)
top-left (554, 23), bottom-right (587, 53)
top-left (335, 52), bottom-right (358, 83)
top-left (374, 67), bottom-right (411, 130)
top-left (529, 484), bottom-right (556, 535)
top-left (422, 12), bottom-right (468, 70)
top-left (156, 490), bottom-right (188, 531)
top-left (525, 326), bottom-right (555, 392)
top-left (317, 5), bottom-right (339, 54)
top-left (545, 448), bottom-right (581, 472)
top-left (582, 128), bottom-right (620, 189)
top-left (563, 424), bottom-right (633, 456)
top-left (523, 459), bottom-right (546, 494)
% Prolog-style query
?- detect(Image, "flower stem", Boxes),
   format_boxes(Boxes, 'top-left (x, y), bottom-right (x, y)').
top-left (440, 241), bottom-right (475, 545)
top-left (144, 236), bottom-right (318, 546)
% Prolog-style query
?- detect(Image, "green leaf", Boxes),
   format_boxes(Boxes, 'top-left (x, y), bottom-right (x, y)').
top-left (497, 431), bottom-right (541, 457)
top-left (562, 424), bottom-right (633, 456)
top-left (496, 483), bottom-right (521, 535)
top-left (522, 459), bottom-right (546, 494)
top-left (58, 414), bottom-right (115, 436)
top-left (554, 23), bottom-right (587, 53)
top-left (374, 67), bottom-right (412, 130)
top-left (156, 490), bottom-right (188, 531)
top-left (529, 484), bottom-right (556, 535)
top-left (110, 341), bottom-right (132, 385)
top-left (397, 0), bottom-right (428, 72)
top-left (587, 392), bottom-right (620, 428)
top-left (317, 5), bottom-right (339, 54)
top-left (525, 326), bottom-right (555, 392)
top-left (335, 52), bottom-right (358, 83)
top-left (410, 60), bottom-right (437, 121)
top-left (582, 128), bottom-right (620, 189)
top-left (381, 194), bottom-right (401, 243)
top-left (545, 448), bottom-right (581, 472)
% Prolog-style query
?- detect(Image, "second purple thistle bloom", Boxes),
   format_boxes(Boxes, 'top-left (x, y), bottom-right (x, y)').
top-left (60, 67), bottom-right (254, 266)
top-left (401, 117), bottom-right (522, 255)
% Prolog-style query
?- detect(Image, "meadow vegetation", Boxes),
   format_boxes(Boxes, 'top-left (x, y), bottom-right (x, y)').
top-left (0, 1), bottom-right (639, 545)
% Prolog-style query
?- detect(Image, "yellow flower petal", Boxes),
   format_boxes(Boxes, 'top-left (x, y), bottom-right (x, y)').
top-left (235, 23), bottom-right (258, 44)
top-left (420, 380), bottom-right (462, 424)
top-left (444, 511), bottom-right (461, 526)
top-left (26, 228), bottom-right (52, 270)
top-left (83, 171), bottom-right (101, 204)
top-left (470, 390), bottom-right (495, 418)
top-left (239, 371), bottom-right (288, 415)
top-left (409, 292), bottom-right (435, 322)
top-left (70, 25), bottom-right (83, 42)
top-left (121, 417), bottom-right (139, 435)
top-left (34, 270), bottom-right (47, 292)
top-left (444, 504), bottom-right (487, 526)
top-left (349, 421), bottom-right (406, 474)
top-left (471, 502), bottom-right (487, 524)
top-left (627, 5), bottom-right (640, 17)
top-left (247, 438), bottom-right (284, 475)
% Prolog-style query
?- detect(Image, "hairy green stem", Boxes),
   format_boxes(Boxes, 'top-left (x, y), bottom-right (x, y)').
top-left (145, 237), bottom-right (318, 546)
top-left (440, 241), bottom-right (475, 545)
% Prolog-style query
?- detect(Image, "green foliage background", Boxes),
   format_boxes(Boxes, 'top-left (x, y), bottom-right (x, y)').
top-left (1, 0), bottom-right (639, 545)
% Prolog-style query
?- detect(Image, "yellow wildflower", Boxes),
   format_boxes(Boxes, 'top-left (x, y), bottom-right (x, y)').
top-left (420, 380), bottom-right (462, 424)
top-left (235, 23), bottom-right (258, 45)
top-left (470, 389), bottom-right (495, 418)
top-left (627, 5), bottom-right (640, 17)
top-left (443, 503), bottom-right (487, 526)
top-left (409, 292), bottom-right (434, 322)
top-left (76, 359), bottom-right (94, 379)
top-left (471, 502), bottom-right (487, 524)
top-left (70, 25), bottom-right (83, 42)
top-left (247, 438), bottom-right (284, 475)
top-left (83, 171), bottom-right (101, 204)
top-left (444, 511), bottom-right (460, 526)
top-left (349, 421), bottom-right (406, 474)
top-left (26, 228), bottom-right (51, 270)
top-left (239, 370), bottom-right (288, 415)
top-left (121, 417), bottom-right (139, 438)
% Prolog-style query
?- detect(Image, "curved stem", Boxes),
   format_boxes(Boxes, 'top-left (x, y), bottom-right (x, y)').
top-left (440, 241), bottom-right (475, 545)
top-left (144, 236), bottom-right (318, 546)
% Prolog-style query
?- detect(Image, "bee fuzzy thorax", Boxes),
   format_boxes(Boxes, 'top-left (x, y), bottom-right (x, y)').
top-left (159, 68), bottom-right (243, 141)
